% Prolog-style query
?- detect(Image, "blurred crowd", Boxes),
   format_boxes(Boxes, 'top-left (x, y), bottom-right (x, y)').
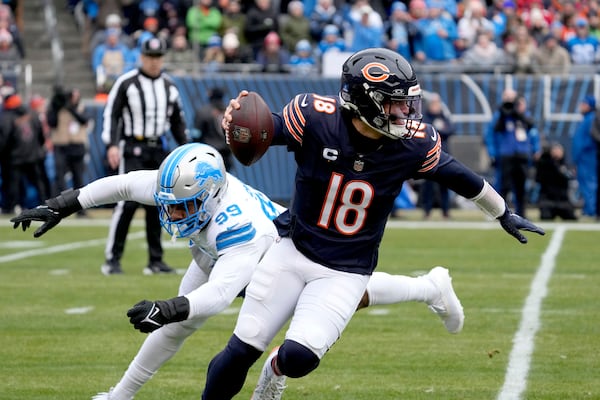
top-left (67, 0), bottom-right (600, 90)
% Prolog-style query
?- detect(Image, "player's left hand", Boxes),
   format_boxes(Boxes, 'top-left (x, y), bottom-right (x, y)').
top-left (10, 206), bottom-right (63, 237)
top-left (127, 297), bottom-right (190, 333)
top-left (497, 208), bottom-right (545, 244)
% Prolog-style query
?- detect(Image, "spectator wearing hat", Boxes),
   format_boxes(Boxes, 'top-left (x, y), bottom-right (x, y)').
top-left (488, 0), bottom-right (519, 47)
top-left (280, 1), bottom-right (311, 53)
top-left (202, 34), bottom-right (225, 71)
top-left (289, 39), bottom-right (318, 76)
top-left (255, 31), bottom-right (290, 73)
top-left (0, 93), bottom-right (48, 214)
top-left (430, 0), bottom-right (458, 19)
top-left (133, 16), bottom-right (162, 55)
top-left (532, 33), bottom-right (571, 75)
top-left (186, 0), bottom-right (223, 59)
top-left (100, 36), bottom-right (188, 275)
top-left (456, 1), bottom-right (495, 55)
top-left (566, 17), bottom-right (600, 65)
top-left (347, 4), bottom-right (385, 52)
top-left (222, 32), bottom-right (254, 64)
top-left (412, 0), bottom-right (458, 63)
top-left (244, 0), bottom-right (280, 57)
top-left (317, 24), bottom-right (346, 55)
top-left (91, 28), bottom-right (136, 90)
top-left (219, 0), bottom-right (247, 47)
top-left (572, 95), bottom-right (598, 218)
top-left (89, 13), bottom-right (134, 55)
top-left (384, 1), bottom-right (413, 61)
top-left (346, 0), bottom-right (384, 30)
top-left (308, 0), bottom-right (345, 43)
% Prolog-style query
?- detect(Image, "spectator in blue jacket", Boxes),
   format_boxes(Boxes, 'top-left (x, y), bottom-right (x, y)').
top-left (485, 88), bottom-right (540, 217)
top-left (412, 0), bottom-right (458, 63)
top-left (317, 24), bottom-right (346, 55)
top-left (348, 4), bottom-right (384, 52)
top-left (572, 95), bottom-right (598, 217)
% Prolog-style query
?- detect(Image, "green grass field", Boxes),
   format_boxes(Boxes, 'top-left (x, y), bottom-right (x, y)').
top-left (1, 213), bottom-right (599, 400)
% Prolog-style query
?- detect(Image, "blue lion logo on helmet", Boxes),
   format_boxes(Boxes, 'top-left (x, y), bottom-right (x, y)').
top-left (195, 161), bottom-right (224, 187)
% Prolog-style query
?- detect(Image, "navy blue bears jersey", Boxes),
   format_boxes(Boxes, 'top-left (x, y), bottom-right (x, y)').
top-left (272, 93), bottom-right (484, 275)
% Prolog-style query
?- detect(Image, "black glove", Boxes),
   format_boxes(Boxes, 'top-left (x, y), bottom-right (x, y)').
top-left (10, 189), bottom-right (82, 237)
top-left (127, 296), bottom-right (190, 333)
top-left (497, 207), bottom-right (545, 244)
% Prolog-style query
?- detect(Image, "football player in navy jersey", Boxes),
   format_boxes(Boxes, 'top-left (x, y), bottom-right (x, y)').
top-left (11, 142), bottom-right (464, 400)
top-left (199, 48), bottom-right (545, 400)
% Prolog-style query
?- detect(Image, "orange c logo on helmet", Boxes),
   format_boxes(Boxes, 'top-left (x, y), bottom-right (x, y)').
top-left (361, 62), bottom-right (390, 82)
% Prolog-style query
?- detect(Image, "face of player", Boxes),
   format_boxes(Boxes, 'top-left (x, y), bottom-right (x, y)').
top-left (384, 99), bottom-right (412, 121)
top-left (167, 200), bottom-right (198, 221)
top-left (141, 54), bottom-right (164, 77)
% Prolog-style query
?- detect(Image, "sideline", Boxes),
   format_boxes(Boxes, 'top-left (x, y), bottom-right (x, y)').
top-left (496, 226), bottom-right (566, 400)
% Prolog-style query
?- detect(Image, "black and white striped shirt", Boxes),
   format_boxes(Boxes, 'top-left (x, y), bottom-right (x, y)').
top-left (101, 68), bottom-right (187, 146)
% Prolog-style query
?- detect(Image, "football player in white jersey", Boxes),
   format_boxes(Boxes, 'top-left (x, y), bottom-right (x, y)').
top-left (12, 143), bottom-right (463, 400)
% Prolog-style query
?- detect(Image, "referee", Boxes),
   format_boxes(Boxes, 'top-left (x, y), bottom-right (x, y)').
top-left (101, 37), bottom-right (188, 275)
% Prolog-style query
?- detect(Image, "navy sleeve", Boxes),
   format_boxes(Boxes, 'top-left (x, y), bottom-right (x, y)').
top-left (424, 152), bottom-right (485, 198)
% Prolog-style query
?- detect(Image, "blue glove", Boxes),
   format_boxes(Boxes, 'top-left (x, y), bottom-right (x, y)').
top-left (497, 207), bottom-right (545, 244)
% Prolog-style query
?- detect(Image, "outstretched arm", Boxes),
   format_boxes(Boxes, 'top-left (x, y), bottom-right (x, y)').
top-left (11, 170), bottom-right (158, 237)
top-left (429, 154), bottom-right (545, 243)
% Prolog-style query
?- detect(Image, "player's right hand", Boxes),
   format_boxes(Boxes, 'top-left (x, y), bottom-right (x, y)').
top-left (127, 296), bottom-right (190, 333)
top-left (221, 90), bottom-right (248, 132)
top-left (10, 206), bottom-right (63, 238)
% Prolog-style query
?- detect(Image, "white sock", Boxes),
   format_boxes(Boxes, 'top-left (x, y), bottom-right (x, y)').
top-left (110, 320), bottom-right (203, 400)
top-left (366, 271), bottom-right (437, 306)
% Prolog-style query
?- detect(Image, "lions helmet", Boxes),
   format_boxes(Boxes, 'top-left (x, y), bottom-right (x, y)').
top-left (340, 48), bottom-right (423, 139)
top-left (154, 143), bottom-right (227, 238)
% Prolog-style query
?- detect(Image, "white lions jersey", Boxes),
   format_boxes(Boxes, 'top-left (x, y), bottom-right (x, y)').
top-left (77, 170), bottom-right (284, 319)
top-left (78, 170), bottom-right (283, 267)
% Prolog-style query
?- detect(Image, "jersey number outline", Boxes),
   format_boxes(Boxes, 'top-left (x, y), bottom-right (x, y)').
top-left (312, 94), bottom-right (336, 115)
top-left (317, 172), bottom-right (373, 235)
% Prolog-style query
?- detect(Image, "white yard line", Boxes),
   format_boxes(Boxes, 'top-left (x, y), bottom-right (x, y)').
top-left (0, 230), bottom-right (145, 263)
top-left (496, 225), bottom-right (566, 400)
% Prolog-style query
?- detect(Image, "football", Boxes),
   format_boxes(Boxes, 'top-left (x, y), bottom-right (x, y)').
top-left (226, 91), bottom-right (274, 166)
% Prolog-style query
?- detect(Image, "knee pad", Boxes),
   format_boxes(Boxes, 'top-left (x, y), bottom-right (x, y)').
top-left (277, 339), bottom-right (320, 378)
top-left (203, 335), bottom-right (263, 400)
top-left (224, 334), bottom-right (263, 365)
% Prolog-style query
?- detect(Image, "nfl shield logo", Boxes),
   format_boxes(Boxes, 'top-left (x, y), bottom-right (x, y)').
top-left (353, 159), bottom-right (364, 172)
top-left (232, 126), bottom-right (251, 143)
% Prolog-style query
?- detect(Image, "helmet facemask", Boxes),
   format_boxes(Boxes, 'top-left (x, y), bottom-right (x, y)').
top-left (155, 188), bottom-right (217, 238)
top-left (154, 143), bottom-right (227, 239)
top-left (343, 82), bottom-right (423, 140)
top-left (340, 48), bottom-right (423, 140)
